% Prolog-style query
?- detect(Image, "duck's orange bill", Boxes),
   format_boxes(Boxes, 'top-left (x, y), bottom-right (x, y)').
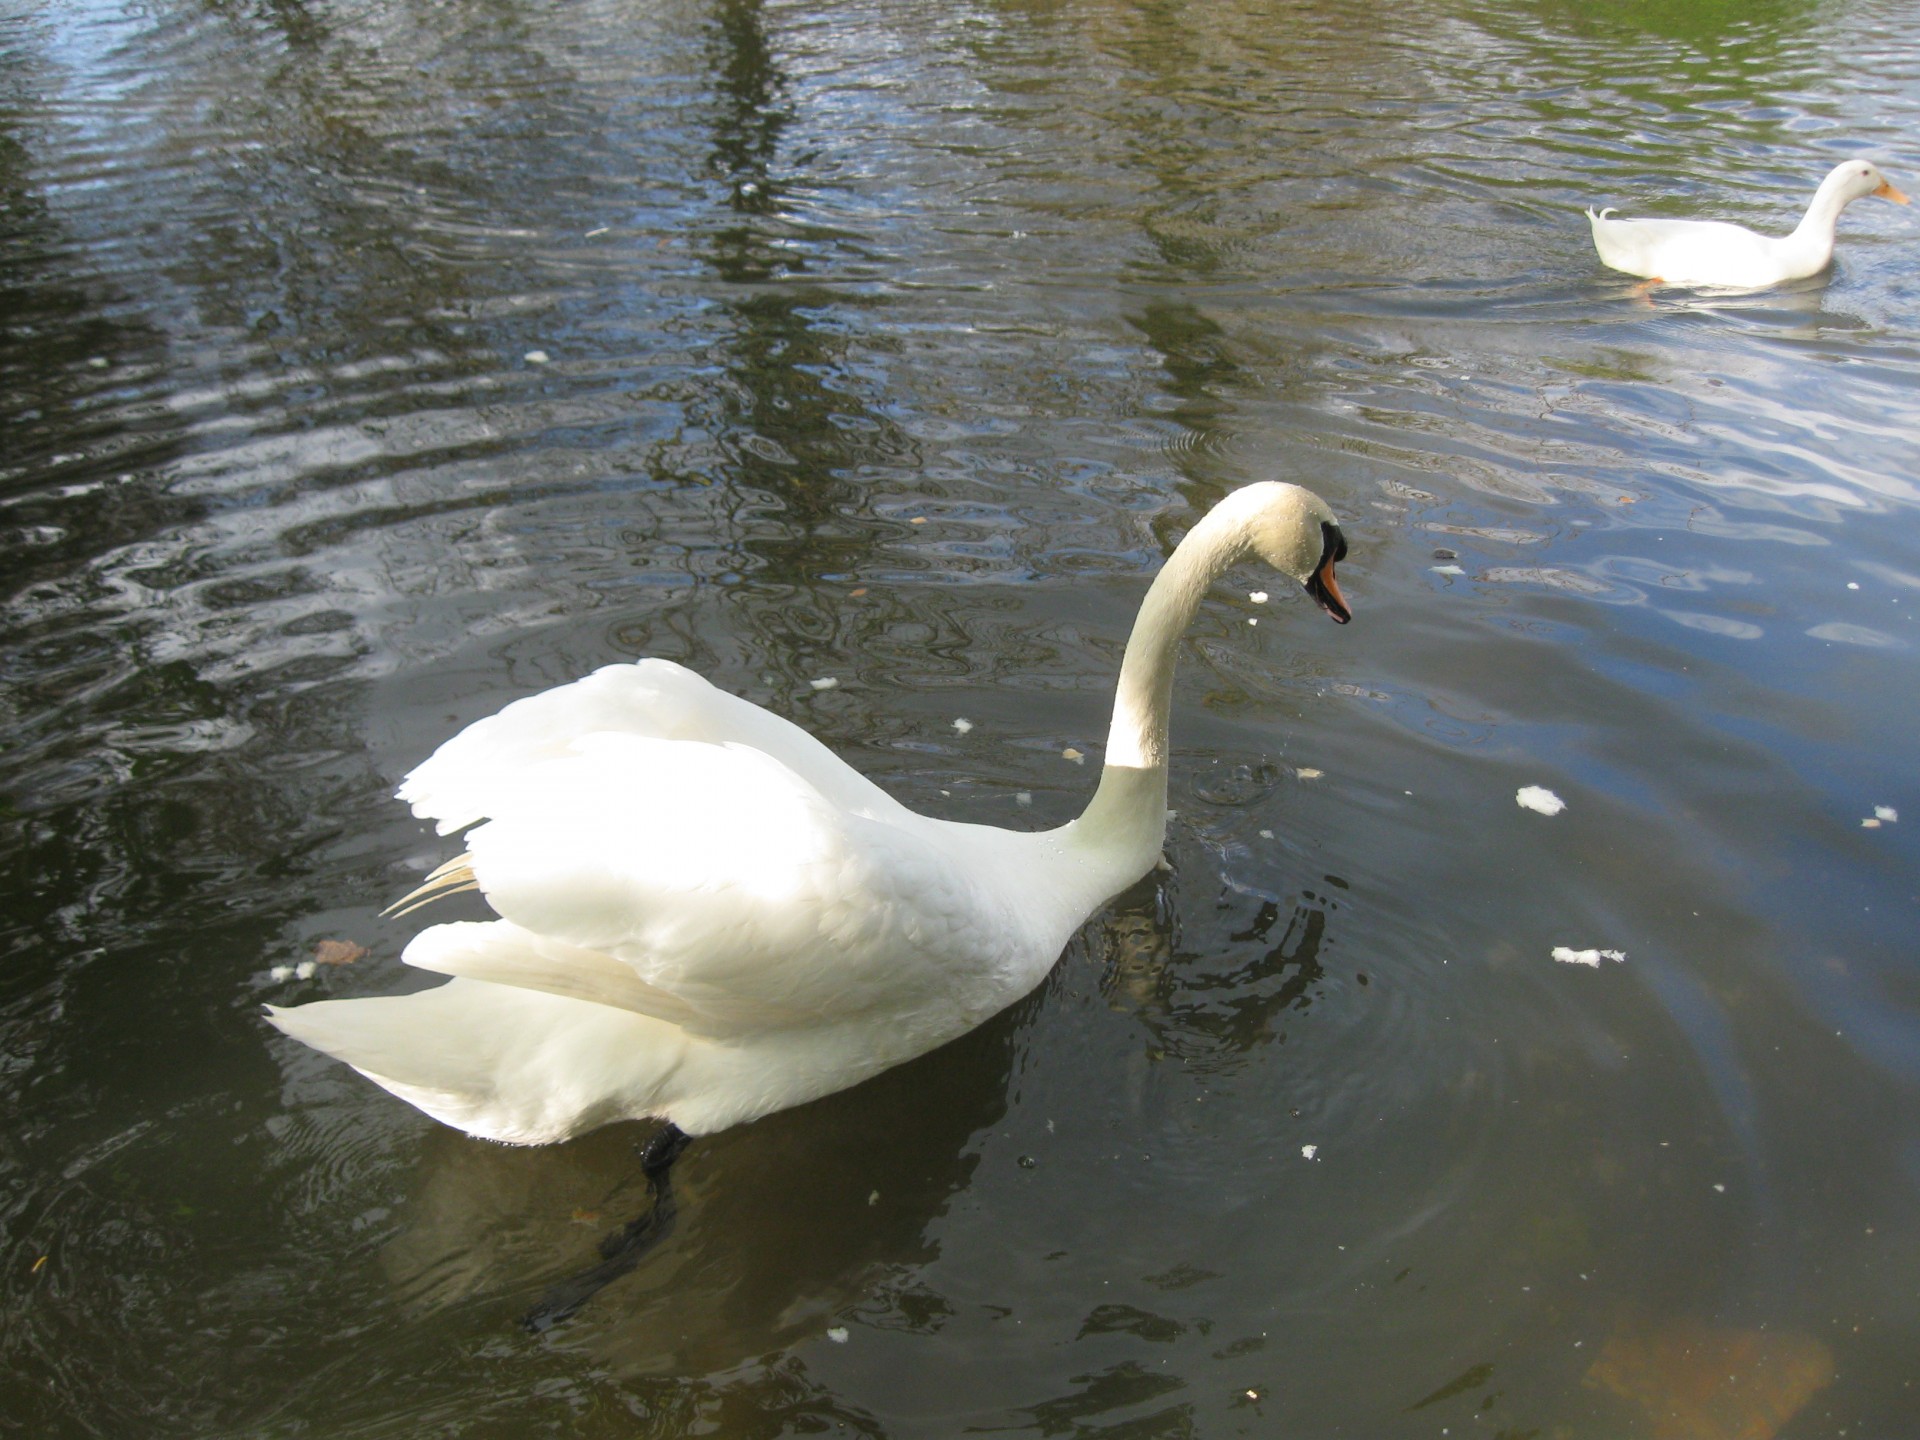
top-left (1875, 180), bottom-right (1911, 205)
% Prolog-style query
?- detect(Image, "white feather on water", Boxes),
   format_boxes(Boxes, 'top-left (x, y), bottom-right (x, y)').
top-left (1517, 785), bottom-right (1565, 816)
top-left (1553, 947), bottom-right (1626, 967)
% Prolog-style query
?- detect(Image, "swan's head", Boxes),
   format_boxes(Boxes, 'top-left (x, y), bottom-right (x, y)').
top-left (1823, 159), bottom-right (1911, 208)
top-left (1234, 481), bottom-right (1352, 625)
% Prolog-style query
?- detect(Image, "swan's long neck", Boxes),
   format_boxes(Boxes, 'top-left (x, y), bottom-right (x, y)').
top-left (1103, 505), bottom-right (1254, 771)
top-left (1062, 498), bottom-right (1263, 883)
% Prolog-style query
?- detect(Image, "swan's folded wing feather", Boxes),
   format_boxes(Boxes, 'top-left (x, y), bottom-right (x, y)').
top-left (397, 659), bottom-right (904, 835)
top-left (399, 919), bottom-right (702, 1027)
top-left (455, 732), bottom-right (1020, 1034)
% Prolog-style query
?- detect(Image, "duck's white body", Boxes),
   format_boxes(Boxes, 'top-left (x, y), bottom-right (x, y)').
top-left (267, 483), bottom-right (1351, 1145)
top-left (1586, 160), bottom-right (1908, 288)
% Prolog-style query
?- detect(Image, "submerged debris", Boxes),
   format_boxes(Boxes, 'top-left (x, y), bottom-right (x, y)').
top-left (312, 939), bottom-right (365, 967)
top-left (1585, 1315), bottom-right (1834, 1440)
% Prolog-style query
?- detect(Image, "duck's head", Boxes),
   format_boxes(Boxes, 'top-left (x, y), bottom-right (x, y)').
top-left (1233, 482), bottom-right (1352, 625)
top-left (1826, 159), bottom-right (1911, 207)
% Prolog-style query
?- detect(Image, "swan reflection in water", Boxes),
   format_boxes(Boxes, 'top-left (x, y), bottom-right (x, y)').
top-left (379, 1000), bottom-right (1024, 1371)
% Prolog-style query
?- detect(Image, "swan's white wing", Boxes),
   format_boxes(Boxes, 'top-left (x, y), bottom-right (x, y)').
top-left (451, 731), bottom-right (1030, 1036)
top-left (399, 918), bottom-right (703, 1027)
top-left (397, 659), bottom-right (906, 834)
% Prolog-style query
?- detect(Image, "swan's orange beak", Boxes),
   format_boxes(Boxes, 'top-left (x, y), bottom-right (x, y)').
top-left (1306, 523), bottom-right (1351, 624)
top-left (1308, 557), bottom-right (1350, 624)
top-left (1875, 179), bottom-right (1911, 205)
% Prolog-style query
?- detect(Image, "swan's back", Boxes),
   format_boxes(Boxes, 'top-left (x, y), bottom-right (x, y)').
top-left (398, 659), bottom-right (909, 834)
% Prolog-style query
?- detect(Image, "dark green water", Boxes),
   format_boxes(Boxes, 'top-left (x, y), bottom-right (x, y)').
top-left (3, 0), bottom-right (1918, 1434)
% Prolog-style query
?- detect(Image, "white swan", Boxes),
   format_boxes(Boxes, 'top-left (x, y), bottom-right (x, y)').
top-left (267, 483), bottom-right (1351, 1147)
top-left (1586, 159), bottom-right (1909, 288)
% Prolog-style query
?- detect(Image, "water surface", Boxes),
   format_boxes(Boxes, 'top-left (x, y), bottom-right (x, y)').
top-left (4, 0), bottom-right (1919, 1434)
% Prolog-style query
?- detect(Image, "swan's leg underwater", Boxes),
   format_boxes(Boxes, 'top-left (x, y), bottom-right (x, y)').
top-left (521, 1122), bottom-right (692, 1333)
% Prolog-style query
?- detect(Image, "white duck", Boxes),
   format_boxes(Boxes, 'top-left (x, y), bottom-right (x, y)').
top-left (267, 482), bottom-right (1352, 1152)
top-left (1586, 159), bottom-right (1909, 288)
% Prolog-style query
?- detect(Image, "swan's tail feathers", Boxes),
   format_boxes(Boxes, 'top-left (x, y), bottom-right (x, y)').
top-left (1585, 206), bottom-right (1618, 224)
top-left (265, 980), bottom-right (691, 1145)
top-left (382, 855), bottom-right (480, 918)
top-left (266, 990), bottom-right (498, 1111)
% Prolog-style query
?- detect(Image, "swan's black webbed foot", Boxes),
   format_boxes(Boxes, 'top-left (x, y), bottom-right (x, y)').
top-left (521, 1123), bottom-right (692, 1333)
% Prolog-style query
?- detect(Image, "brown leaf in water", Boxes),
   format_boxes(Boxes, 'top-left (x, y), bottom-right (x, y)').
top-left (1585, 1316), bottom-right (1834, 1440)
top-left (312, 939), bottom-right (366, 966)
top-left (1408, 1361), bottom-right (1496, 1411)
